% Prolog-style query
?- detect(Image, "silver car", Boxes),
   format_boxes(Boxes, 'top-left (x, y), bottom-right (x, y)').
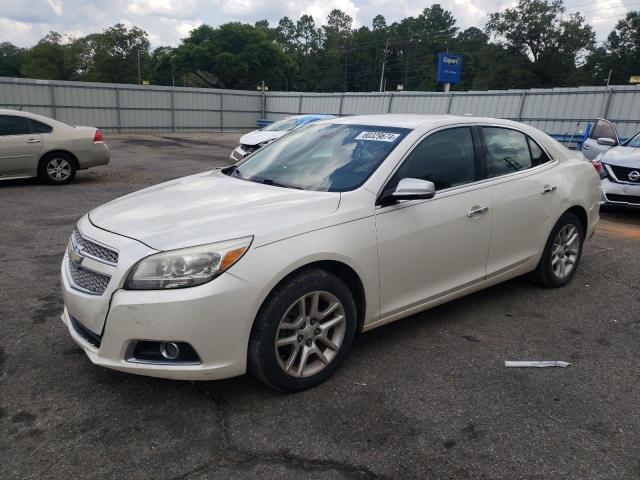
top-left (0, 109), bottom-right (110, 184)
top-left (594, 130), bottom-right (640, 207)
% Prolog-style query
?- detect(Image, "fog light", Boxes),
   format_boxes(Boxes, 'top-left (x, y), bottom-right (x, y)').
top-left (160, 342), bottom-right (180, 360)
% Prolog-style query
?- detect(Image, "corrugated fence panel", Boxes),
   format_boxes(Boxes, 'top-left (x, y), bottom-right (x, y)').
top-left (223, 92), bottom-right (261, 112)
top-left (450, 92), bottom-right (522, 118)
top-left (390, 94), bottom-right (448, 114)
top-left (342, 94), bottom-right (388, 115)
top-left (266, 94), bottom-right (300, 114)
top-left (1, 77), bottom-right (638, 135)
top-left (301, 95), bottom-right (341, 115)
top-left (607, 87), bottom-right (640, 137)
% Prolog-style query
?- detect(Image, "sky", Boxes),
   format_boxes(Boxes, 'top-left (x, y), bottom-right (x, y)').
top-left (0, 0), bottom-right (635, 48)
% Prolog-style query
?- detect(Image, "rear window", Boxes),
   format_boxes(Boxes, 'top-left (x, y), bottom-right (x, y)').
top-left (31, 119), bottom-right (53, 134)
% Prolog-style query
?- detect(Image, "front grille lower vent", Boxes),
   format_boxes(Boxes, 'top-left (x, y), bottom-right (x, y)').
top-left (70, 316), bottom-right (102, 348)
top-left (72, 229), bottom-right (119, 265)
top-left (605, 193), bottom-right (640, 205)
top-left (68, 259), bottom-right (111, 295)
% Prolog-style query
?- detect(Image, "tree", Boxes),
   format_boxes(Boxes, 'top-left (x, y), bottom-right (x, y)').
top-left (21, 32), bottom-right (81, 80)
top-left (486, 0), bottom-right (595, 87)
top-left (173, 22), bottom-right (295, 90)
top-left (81, 24), bottom-right (152, 84)
top-left (0, 42), bottom-right (25, 77)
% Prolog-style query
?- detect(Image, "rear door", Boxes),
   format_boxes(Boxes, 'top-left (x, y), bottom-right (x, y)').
top-left (480, 126), bottom-right (561, 276)
top-left (582, 119), bottom-right (619, 160)
top-left (0, 115), bottom-right (43, 177)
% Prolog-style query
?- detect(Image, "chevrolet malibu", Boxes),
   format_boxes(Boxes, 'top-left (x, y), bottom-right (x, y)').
top-left (61, 115), bottom-right (600, 391)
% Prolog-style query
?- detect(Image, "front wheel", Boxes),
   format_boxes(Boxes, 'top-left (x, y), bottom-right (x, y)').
top-left (531, 212), bottom-right (584, 288)
top-left (248, 269), bottom-right (357, 391)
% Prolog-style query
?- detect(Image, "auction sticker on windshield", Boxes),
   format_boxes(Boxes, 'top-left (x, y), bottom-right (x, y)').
top-left (355, 131), bottom-right (401, 142)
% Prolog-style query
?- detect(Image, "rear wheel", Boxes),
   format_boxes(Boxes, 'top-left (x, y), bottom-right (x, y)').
top-left (38, 153), bottom-right (76, 185)
top-left (531, 212), bottom-right (584, 287)
top-left (248, 269), bottom-right (357, 391)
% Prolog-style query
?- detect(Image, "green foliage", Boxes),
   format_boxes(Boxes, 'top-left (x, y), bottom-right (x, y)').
top-left (0, 42), bottom-right (25, 77)
top-left (2, 2), bottom-right (637, 91)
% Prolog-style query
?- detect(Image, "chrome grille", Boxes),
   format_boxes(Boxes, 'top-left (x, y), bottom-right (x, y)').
top-left (72, 229), bottom-right (118, 265)
top-left (68, 258), bottom-right (111, 295)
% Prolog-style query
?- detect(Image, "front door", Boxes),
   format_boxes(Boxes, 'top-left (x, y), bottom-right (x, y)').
top-left (375, 126), bottom-right (492, 317)
top-left (582, 119), bottom-right (619, 160)
top-left (0, 115), bottom-right (43, 177)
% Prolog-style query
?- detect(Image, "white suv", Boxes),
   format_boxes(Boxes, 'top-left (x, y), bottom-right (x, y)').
top-left (61, 115), bottom-right (600, 391)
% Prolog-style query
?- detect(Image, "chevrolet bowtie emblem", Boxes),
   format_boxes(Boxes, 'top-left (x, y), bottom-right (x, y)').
top-left (69, 247), bottom-right (84, 265)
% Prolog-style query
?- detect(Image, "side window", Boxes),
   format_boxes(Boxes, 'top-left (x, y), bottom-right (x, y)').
top-left (31, 119), bottom-right (53, 134)
top-left (590, 120), bottom-right (616, 140)
top-left (0, 115), bottom-right (32, 136)
top-left (527, 136), bottom-right (550, 166)
top-left (483, 127), bottom-right (533, 178)
top-left (387, 127), bottom-right (476, 191)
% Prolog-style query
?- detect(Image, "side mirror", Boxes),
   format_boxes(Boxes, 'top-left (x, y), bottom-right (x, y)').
top-left (381, 178), bottom-right (436, 205)
top-left (596, 137), bottom-right (616, 147)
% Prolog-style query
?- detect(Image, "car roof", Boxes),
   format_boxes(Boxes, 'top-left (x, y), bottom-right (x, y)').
top-left (326, 114), bottom-right (530, 129)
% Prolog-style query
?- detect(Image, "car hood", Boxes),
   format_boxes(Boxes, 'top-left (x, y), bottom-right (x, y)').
top-left (239, 130), bottom-right (287, 146)
top-left (600, 145), bottom-right (640, 168)
top-left (89, 170), bottom-right (340, 251)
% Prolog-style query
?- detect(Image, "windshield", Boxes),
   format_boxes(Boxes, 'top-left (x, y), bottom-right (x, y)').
top-left (624, 132), bottom-right (640, 148)
top-left (262, 117), bottom-right (302, 132)
top-left (233, 123), bottom-right (411, 192)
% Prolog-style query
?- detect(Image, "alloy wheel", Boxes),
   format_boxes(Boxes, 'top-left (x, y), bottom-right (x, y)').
top-left (275, 291), bottom-right (346, 378)
top-left (551, 224), bottom-right (580, 279)
top-left (47, 158), bottom-right (72, 181)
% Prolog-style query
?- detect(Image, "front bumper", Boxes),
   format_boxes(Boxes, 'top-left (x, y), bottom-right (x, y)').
top-left (600, 177), bottom-right (640, 207)
top-left (230, 146), bottom-right (247, 162)
top-left (61, 225), bottom-right (263, 381)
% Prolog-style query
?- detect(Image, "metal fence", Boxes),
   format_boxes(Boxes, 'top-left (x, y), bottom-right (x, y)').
top-left (1, 77), bottom-right (639, 138)
top-left (0, 77), bottom-right (264, 133)
top-left (266, 86), bottom-right (640, 139)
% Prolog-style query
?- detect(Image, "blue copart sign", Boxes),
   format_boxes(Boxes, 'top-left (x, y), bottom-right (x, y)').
top-left (436, 53), bottom-right (462, 84)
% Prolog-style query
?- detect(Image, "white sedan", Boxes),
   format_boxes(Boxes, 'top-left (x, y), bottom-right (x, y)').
top-left (0, 109), bottom-right (110, 184)
top-left (60, 115), bottom-right (600, 391)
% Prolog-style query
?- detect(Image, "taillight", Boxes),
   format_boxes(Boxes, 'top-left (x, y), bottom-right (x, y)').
top-left (93, 129), bottom-right (104, 144)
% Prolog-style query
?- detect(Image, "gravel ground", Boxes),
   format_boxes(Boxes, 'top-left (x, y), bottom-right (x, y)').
top-left (1, 133), bottom-right (639, 479)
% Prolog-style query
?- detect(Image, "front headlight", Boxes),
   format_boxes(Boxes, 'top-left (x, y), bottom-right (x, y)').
top-left (124, 236), bottom-right (252, 290)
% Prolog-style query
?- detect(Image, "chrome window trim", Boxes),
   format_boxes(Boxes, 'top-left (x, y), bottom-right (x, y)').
top-left (375, 122), bottom-right (557, 211)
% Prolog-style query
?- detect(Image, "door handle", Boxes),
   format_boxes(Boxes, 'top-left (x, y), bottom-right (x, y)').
top-left (541, 185), bottom-right (557, 195)
top-left (582, 145), bottom-right (591, 150)
top-left (25, 138), bottom-right (41, 143)
top-left (467, 205), bottom-right (489, 217)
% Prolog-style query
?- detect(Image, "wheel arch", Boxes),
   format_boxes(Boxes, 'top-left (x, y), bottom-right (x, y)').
top-left (565, 204), bottom-right (588, 237)
top-left (251, 259), bottom-right (368, 337)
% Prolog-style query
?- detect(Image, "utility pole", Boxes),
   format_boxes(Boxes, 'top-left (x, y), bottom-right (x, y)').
top-left (379, 38), bottom-right (389, 93)
top-left (344, 49), bottom-right (348, 92)
top-left (404, 28), bottom-right (412, 90)
top-left (137, 49), bottom-right (141, 85)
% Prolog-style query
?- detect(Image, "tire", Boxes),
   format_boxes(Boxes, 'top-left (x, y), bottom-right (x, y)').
top-left (38, 153), bottom-right (76, 185)
top-left (248, 268), bottom-right (357, 392)
top-left (531, 211), bottom-right (585, 288)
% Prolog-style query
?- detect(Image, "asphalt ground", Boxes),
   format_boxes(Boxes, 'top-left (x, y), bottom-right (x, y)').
top-left (1, 133), bottom-right (639, 479)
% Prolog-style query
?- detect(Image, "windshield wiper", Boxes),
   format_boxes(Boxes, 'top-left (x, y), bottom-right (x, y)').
top-left (225, 165), bottom-right (244, 179)
top-left (256, 178), bottom-right (303, 190)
